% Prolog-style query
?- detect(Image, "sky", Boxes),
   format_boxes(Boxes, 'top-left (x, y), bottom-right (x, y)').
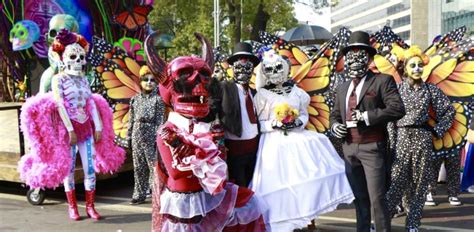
top-left (293, 2), bottom-right (331, 31)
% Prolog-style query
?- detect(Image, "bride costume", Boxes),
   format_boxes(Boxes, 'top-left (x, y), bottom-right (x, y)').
top-left (250, 50), bottom-right (354, 231)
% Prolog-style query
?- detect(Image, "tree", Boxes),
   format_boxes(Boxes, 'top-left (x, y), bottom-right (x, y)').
top-left (149, 0), bottom-right (297, 58)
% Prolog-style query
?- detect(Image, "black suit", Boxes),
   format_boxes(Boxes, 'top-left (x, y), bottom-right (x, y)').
top-left (218, 81), bottom-right (259, 187)
top-left (330, 71), bottom-right (405, 232)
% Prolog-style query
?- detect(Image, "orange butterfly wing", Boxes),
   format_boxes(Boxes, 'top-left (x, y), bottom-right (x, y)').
top-left (306, 94), bottom-right (331, 133)
top-left (422, 35), bottom-right (474, 155)
top-left (423, 39), bottom-right (474, 101)
top-left (428, 102), bottom-right (471, 155)
top-left (113, 103), bottom-right (130, 140)
top-left (114, 5), bottom-right (152, 31)
top-left (91, 38), bottom-right (143, 146)
top-left (370, 54), bottom-right (402, 83)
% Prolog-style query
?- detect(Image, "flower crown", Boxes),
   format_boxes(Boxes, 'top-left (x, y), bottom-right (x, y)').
top-left (139, 65), bottom-right (153, 77)
top-left (51, 29), bottom-right (89, 57)
top-left (403, 45), bottom-right (429, 65)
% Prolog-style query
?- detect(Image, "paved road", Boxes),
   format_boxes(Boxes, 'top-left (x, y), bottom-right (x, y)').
top-left (1, 172), bottom-right (474, 232)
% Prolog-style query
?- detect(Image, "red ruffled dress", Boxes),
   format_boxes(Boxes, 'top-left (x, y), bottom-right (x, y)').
top-left (151, 112), bottom-right (266, 232)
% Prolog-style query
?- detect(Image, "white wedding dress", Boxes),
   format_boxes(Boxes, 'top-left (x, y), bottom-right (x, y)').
top-left (250, 86), bottom-right (354, 232)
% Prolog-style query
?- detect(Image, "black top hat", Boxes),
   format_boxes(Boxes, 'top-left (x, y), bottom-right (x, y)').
top-left (227, 42), bottom-right (260, 66)
top-left (342, 31), bottom-right (377, 56)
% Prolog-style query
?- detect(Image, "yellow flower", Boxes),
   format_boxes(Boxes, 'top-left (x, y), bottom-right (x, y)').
top-left (274, 103), bottom-right (299, 122)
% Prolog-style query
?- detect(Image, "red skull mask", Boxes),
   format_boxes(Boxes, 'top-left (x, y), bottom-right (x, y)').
top-left (145, 31), bottom-right (214, 119)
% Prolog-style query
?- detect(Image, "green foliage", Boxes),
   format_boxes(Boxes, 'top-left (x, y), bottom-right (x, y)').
top-left (149, 0), bottom-right (297, 58)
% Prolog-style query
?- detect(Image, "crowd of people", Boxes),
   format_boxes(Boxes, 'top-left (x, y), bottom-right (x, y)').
top-left (18, 26), bottom-right (474, 232)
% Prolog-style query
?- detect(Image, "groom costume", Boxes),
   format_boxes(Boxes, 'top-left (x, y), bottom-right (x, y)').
top-left (330, 31), bottom-right (405, 232)
top-left (219, 42), bottom-right (260, 187)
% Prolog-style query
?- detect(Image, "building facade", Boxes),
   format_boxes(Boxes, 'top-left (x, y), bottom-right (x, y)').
top-left (331, 0), bottom-right (474, 49)
top-left (331, 0), bottom-right (411, 41)
top-left (441, 0), bottom-right (474, 36)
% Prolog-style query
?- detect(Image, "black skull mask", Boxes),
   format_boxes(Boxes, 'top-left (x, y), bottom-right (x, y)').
top-left (232, 59), bottom-right (254, 84)
top-left (345, 49), bottom-right (369, 78)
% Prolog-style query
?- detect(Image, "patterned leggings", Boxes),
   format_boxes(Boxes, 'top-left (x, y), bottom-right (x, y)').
top-left (386, 128), bottom-right (432, 229)
top-left (63, 137), bottom-right (96, 192)
top-left (429, 154), bottom-right (461, 197)
top-left (131, 143), bottom-right (156, 201)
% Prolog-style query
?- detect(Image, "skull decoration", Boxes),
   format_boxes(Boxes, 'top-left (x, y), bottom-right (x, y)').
top-left (9, 20), bottom-right (40, 51)
top-left (47, 14), bottom-right (80, 69)
top-left (345, 48), bottom-right (369, 78)
top-left (47, 14), bottom-right (79, 45)
top-left (260, 50), bottom-right (290, 86)
top-left (62, 43), bottom-right (87, 76)
top-left (145, 31), bottom-right (214, 119)
top-left (51, 29), bottom-right (89, 77)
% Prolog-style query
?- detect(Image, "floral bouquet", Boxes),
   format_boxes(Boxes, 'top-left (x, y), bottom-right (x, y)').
top-left (273, 103), bottom-right (299, 135)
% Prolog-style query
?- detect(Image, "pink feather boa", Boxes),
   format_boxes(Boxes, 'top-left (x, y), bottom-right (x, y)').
top-left (18, 93), bottom-right (125, 189)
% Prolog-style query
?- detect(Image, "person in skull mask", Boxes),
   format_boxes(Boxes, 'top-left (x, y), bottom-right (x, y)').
top-left (330, 31), bottom-right (405, 232)
top-left (250, 49), bottom-right (354, 232)
top-left (17, 29), bottom-right (126, 221)
top-left (218, 42), bottom-right (260, 187)
top-left (385, 46), bottom-right (454, 232)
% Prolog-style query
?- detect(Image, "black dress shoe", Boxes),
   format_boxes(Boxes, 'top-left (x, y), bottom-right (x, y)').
top-left (129, 198), bottom-right (145, 205)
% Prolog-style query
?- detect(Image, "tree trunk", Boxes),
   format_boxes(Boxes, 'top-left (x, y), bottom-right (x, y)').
top-left (225, 0), bottom-right (242, 45)
top-left (234, 3), bottom-right (241, 44)
top-left (250, 0), bottom-right (270, 41)
top-left (2, 61), bottom-right (13, 102)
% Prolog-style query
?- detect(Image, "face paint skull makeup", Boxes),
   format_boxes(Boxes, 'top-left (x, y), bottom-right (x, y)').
top-left (232, 59), bottom-right (254, 84)
top-left (140, 74), bottom-right (157, 93)
top-left (345, 49), bottom-right (369, 78)
top-left (62, 43), bottom-right (87, 76)
top-left (405, 56), bottom-right (424, 80)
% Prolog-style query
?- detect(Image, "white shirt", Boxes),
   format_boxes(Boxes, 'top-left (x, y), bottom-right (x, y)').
top-left (167, 112), bottom-right (211, 134)
top-left (224, 84), bottom-right (259, 140)
top-left (345, 76), bottom-right (370, 125)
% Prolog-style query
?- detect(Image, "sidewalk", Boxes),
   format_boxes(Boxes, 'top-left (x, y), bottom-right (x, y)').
top-left (1, 172), bottom-right (474, 232)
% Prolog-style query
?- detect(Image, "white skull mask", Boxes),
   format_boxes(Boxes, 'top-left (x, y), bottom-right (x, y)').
top-left (62, 43), bottom-right (86, 76)
top-left (261, 51), bottom-right (290, 86)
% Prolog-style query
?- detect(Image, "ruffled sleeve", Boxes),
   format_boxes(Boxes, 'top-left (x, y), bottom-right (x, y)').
top-left (254, 89), bottom-right (274, 133)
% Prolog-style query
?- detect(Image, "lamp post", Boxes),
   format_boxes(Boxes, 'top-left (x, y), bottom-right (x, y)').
top-left (214, 0), bottom-right (220, 47)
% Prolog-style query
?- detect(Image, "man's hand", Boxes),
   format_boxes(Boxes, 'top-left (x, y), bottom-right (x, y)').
top-left (351, 109), bottom-right (365, 122)
top-left (69, 131), bottom-right (77, 145)
top-left (331, 123), bottom-right (348, 138)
